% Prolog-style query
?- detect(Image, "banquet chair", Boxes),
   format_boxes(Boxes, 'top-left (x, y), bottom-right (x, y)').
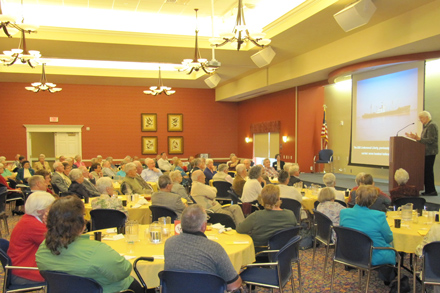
top-left (393, 197), bottom-right (426, 210)
top-left (0, 246), bottom-right (46, 293)
top-left (207, 212), bottom-right (236, 229)
top-left (314, 200), bottom-right (320, 210)
top-left (227, 189), bottom-right (242, 204)
top-left (312, 210), bottom-right (334, 276)
top-left (133, 257), bottom-right (154, 292)
top-left (0, 238), bottom-right (9, 253)
top-left (158, 270), bottom-right (227, 293)
top-left (212, 181), bottom-right (233, 204)
top-left (41, 270), bottom-right (102, 293)
top-left (334, 199), bottom-right (347, 207)
top-left (90, 209), bottom-right (127, 231)
top-left (149, 205), bottom-right (177, 223)
top-left (330, 226), bottom-right (401, 293)
top-left (313, 149), bottom-right (333, 173)
top-left (0, 191), bottom-right (10, 236)
top-left (421, 241), bottom-right (440, 292)
top-left (240, 236), bottom-right (302, 293)
top-left (280, 198), bottom-right (302, 223)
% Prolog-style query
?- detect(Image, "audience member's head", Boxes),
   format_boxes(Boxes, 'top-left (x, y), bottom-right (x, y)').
top-left (193, 158), bottom-right (202, 169)
top-left (206, 159), bottom-right (214, 169)
top-left (236, 164), bottom-right (246, 177)
top-left (361, 174), bottom-right (374, 186)
top-left (248, 165), bottom-right (262, 180)
top-left (74, 155), bottom-right (82, 162)
top-left (25, 191), bottom-right (55, 219)
top-left (146, 158), bottom-right (156, 170)
top-left (38, 154), bottom-right (46, 162)
top-left (261, 185), bottom-right (281, 210)
top-left (355, 172), bottom-right (366, 186)
top-left (242, 159), bottom-right (251, 170)
top-left (181, 204), bottom-right (207, 233)
top-left (53, 161), bottom-right (64, 173)
top-left (102, 161), bottom-right (111, 168)
top-left (28, 175), bottom-right (46, 191)
top-left (90, 163), bottom-right (101, 172)
top-left (278, 170), bottom-right (290, 185)
top-left (323, 173), bottom-right (336, 187)
top-left (263, 158), bottom-right (271, 168)
top-left (69, 169), bottom-right (84, 183)
top-left (158, 175), bottom-right (172, 190)
top-left (283, 163), bottom-right (293, 172)
top-left (289, 164), bottom-right (300, 177)
top-left (191, 170), bottom-right (205, 183)
top-left (218, 164), bottom-right (228, 173)
top-left (96, 177), bottom-right (114, 195)
top-left (318, 187), bottom-right (336, 203)
top-left (35, 169), bottom-right (51, 186)
top-left (22, 160), bottom-right (30, 169)
top-left (125, 163), bottom-right (137, 177)
top-left (169, 170), bottom-right (182, 183)
top-left (394, 168), bottom-right (410, 186)
top-left (275, 154), bottom-right (280, 160)
top-left (356, 185), bottom-right (378, 207)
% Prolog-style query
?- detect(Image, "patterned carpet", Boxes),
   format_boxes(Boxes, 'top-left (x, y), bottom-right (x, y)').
top-left (0, 211), bottom-right (435, 292)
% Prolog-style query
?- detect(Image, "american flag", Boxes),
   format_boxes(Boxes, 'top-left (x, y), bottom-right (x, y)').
top-left (321, 109), bottom-right (328, 149)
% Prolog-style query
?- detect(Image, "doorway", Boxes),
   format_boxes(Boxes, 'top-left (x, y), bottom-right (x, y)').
top-left (254, 132), bottom-right (280, 165)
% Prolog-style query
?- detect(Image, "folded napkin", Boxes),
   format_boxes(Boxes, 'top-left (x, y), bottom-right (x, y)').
top-left (103, 234), bottom-right (125, 241)
top-left (207, 235), bottom-right (218, 240)
top-left (106, 228), bottom-right (117, 233)
top-left (133, 198), bottom-right (149, 208)
top-left (153, 255), bottom-right (164, 260)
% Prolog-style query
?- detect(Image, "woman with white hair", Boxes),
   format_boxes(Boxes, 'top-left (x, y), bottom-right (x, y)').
top-left (33, 154), bottom-right (51, 172)
top-left (317, 187), bottom-right (346, 242)
top-left (389, 168), bottom-right (419, 203)
top-left (8, 191), bottom-right (55, 285)
top-left (74, 155), bottom-right (86, 168)
top-left (68, 169), bottom-right (93, 199)
top-left (322, 173), bottom-right (345, 201)
top-left (91, 177), bottom-right (126, 214)
top-left (169, 170), bottom-right (192, 202)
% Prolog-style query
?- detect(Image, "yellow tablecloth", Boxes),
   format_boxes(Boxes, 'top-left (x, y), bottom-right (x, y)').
top-left (84, 196), bottom-right (152, 224)
top-left (113, 181), bottom-right (158, 193)
top-left (90, 225), bottom-right (255, 288)
top-left (386, 211), bottom-right (434, 253)
top-left (301, 189), bottom-right (349, 213)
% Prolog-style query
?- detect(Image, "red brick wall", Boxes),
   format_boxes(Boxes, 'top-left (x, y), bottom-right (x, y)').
top-left (0, 82), bottom-right (238, 160)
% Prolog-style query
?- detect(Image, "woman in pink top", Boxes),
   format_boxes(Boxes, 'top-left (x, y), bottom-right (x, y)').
top-left (74, 155), bottom-right (86, 168)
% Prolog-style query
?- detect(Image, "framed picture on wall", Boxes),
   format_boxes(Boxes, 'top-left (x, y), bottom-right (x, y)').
top-left (168, 136), bottom-right (184, 154)
top-left (167, 113), bottom-right (183, 132)
top-left (141, 113), bottom-right (157, 132)
top-left (142, 136), bottom-right (158, 155)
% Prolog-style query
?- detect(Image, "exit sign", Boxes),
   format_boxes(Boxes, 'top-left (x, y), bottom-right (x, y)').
top-left (50, 117), bottom-right (58, 122)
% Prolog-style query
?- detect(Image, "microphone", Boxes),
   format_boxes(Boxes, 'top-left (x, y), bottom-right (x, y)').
top-left (396, 122), bottom-right (415, 136)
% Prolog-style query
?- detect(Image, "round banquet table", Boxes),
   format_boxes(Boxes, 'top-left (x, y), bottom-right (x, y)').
top-left (301, 189), bottom-right (349, 213)
top-left (88, 225), bottom-right (255, 288)
top-left (84, 196), bottom-right (152, 224)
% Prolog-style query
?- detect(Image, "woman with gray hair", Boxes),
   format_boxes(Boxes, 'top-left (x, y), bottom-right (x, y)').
top-left (68, 169), bottom-right (93, 199)
top-left (8, 191), bottom-right (55, 285)
top-left (241, 165), bottom-right (265, 203)
top-left (91, 177), bottom-right (127, 214)
top-left (389, 168), bottom-right (418, 203)
top-left (317, 187), bottom-right (346, 242)
top-left (169, 170), bottom-right (192, 202)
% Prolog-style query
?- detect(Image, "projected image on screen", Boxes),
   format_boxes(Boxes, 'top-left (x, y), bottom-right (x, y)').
top-left (351, 61), bottom-right (425, 167)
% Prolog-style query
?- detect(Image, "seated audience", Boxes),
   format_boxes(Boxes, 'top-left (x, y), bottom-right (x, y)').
top-left (242, 159), bottom-right (251, 172)
top-left (151, 175), bottom-right (186, 219)
top-left (68, 169), bottom-right (95, 199)
top-left (78, 166), bottom-right (101, 197)
top-left (322, 173), bottom-right (345, 201)
top-left (241, 165), bottom-right (265, 203)
top-left (316, 187), bottom-right (346, 242)
top-left (348, 172), bottom-right (365, 206)
top-left (0, 163), bottom-right (24, 215)
top-left (164, 204), bottom-right (242, 291)
top-left (51, 161), bottom-right (70, 193)
top-left (123, 163), bottom-right (153, 194)
top-left (212, 164), bottom-right (233, 184)
top-left (91, 177), bottom-right (127, 215)
top-left (8, 191), bottom-right (55, 285)
top-left (158, 152), bottom-right (172, 173)
top-left (102, 160), bottom-right (117, 179)
top-left (174, 159), bottom-right (189, 186)
top-left (232, 164), bottom-right (247, 197)
top-left (203, 159), bottom-right (217, 184)
top-left (16, 160), bottom-right (35, 184)
top-left (272, 154), bottom-right (285, 172)
top-left (169, 170), bottom-right (192, 203)
top-left (141, 158), bottom-right (163, 183)
top-left (0, 157), bottom-right (16, 181)
top-left (90, 163), bottom-right (103, 182)
top-left (263, 158), bottom-right (278, 178)
top-left (106, 157), bottom-right (117, 171)
top-left (185, 156), bottom-right (195, 172)
top-left (189, 158), bottom-right (204, 177)
top-left (96, 155), bottom-right (104, 165)
top-left (227, 155), bottom-right (240, 171)
top-left (191, 170), bottom-right (244, 225)
top-left (287, 164), bottom-right (301, 186)
top-left (116, 161), bottom-right (127, 178)
top-left (416, 223), bottom-right (440, 256)
top-left (73, 155), bottom-right (86, 168)
top-left (36, 196), bottom-right (143, 293)
top-left (340, 185), bottom-right (396, 284)
top-left (33, 154), bottom-right (51, 172)
top-left (237, 185), bottom-right (297, 250)
top-left (278, 170), bottom-right (302, 202)
top-left (34, 170), bottom-right (55, 195)
top-left (170, 156), bottom-right (178, 171)
top-left (11, 154), bottom-right (23, 171)
top-left (354, 174), bottom-right (391, 212)
top-left (389, 168), bottom-right (419, 203)
top-left (62, 162), bottom-right (73, 184)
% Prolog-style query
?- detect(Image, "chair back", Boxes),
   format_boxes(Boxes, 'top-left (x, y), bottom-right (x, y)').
top-left (0, 192), bottom-right (7, 214)
top-left (51, 184), bottom-right (61, 195)
top-left (274, 235), bottom-right (302, 288)
top-left (394, 197), bottom-right (426, 210)
top-left (228, 172), bottom-right (236, 178)
top-left (334, 199), bottom-right (347, 207)
top-left (422, 241), bottom-right (440, 283)
top-left (149, 205), bottom-right (177, 223)
top-left (268, 226), bottom-right (301, 262)
top-left (90, 209), bottom-right (127, 231)
top-left (207, 212), bottom-right (236, 229)
top-left (314, 200), bottom-right (320, 210)
top-left (120, 181), bottom-right (128, 195)
top-left (314, 210), bottom-right (333, 244)
top-left (0, 244), bottom-right (12, 290)
top-left (318, 149), bottom-right (333, 162)
top-left (40, 270), bottom-right (103, 293)
top-left (332, 226), bottom-right (373, 269)
top-left (227, 189), bottom-right (241, 204)
top-left (0, 238), bottom-right (9, 253)
top-left (159, 270), bottom-right (227, 293)
top-left (280, 198), bottom-right (301, 222)
top-left (212, 181), bottom-right (232, 200)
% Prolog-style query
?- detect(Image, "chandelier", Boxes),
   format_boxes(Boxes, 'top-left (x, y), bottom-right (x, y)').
top-left (209, 0), bottom-right (271, 51)
top-left (143, 67), bottom-right (175, 96)
top-left (25, 63), bottom-right (62, 93)
top-left (176, 9), bottom-right (219, 75)
top-left (0, 30), bottom-right (41, 68)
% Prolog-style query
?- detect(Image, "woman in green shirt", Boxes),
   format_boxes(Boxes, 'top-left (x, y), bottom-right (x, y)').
top-left (36, 196), bottom-right (144, 293)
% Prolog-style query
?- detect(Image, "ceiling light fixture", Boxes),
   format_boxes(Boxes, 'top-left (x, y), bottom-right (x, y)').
top-left (25, 63), bottom-right (62, 93)
top-left (176, 9), bottom-right (219, 75)
top-left (0, 0), bottom-right (39, 38)
top-left (0, 30), bottom-right (41, 68)
top-left (209, 0), bottom-right (271, 51)
top-left (144, 67), bottom-right (175, 96)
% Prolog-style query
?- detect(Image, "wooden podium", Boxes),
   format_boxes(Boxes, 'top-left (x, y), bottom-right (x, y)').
top-left (389, 136), bottom-right (425, 192)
